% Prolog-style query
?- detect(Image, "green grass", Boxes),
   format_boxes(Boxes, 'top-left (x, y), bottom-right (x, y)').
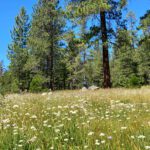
top-left (0, 89), bottom-right (150, 150)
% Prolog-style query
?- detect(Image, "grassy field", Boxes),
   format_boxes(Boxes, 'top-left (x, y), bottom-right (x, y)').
top-left (0, 89), bottom-right (150, 150)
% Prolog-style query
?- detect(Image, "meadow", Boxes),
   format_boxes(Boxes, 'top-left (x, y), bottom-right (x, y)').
top-left (0, 88), bottom-right (150, 150)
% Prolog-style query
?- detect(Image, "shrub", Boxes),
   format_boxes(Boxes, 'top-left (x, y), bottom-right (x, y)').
top-left (10, 79), bottom-right (20, 93)
top-left (29, 75), bottom-right (46, 92)
top-left (128, 75), bottom-right (141, 88)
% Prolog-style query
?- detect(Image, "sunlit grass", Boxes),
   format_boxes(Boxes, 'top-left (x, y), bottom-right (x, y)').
top-left (0, 88), bottom-right (150, 150)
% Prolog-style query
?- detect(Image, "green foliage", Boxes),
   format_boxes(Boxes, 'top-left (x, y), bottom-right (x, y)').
top-left (136, 10), bottom-right (150, 85)
top-left (0, 71), bottom-right (19, 94)
top-left (0, 72), bottom-right (10, 94)
top-left (8, 7), bottom-right (30, 91)
top-left (29, 75), bottom-right (46, 92)
top-left (128, 75), bottom-right (141, 88)
top-left (111, 29), bottom-right (140, 88)
top-left (10, 79), bottom-right (20, 93)
top-left (1, 1), bottom-right (149, 92)
top-left (28, 0), bottom-right (65, 90)
top-left (84, 49), bottom-right (103, 87)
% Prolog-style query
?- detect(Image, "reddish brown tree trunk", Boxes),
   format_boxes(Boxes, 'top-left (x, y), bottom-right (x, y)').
top-left (100, 11), bottom-right (111, 88)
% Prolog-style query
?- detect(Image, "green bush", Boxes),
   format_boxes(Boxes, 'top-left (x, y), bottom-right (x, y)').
top-left (128, 75), bottom-right (141, 88)
top-left (0, 72), bottom-right (20, 94)
top-left (29, 75), bottom-right (46, 92)
top-left (11, 79), bottom-right (20, 93)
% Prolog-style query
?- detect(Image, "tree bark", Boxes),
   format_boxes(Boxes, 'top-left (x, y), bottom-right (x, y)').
top-left (49, 45), bottom-right (54, 90)
top-left (100, 11), bottom-right (111, 88)
top-left (63, 67), bottom-right (66, 90)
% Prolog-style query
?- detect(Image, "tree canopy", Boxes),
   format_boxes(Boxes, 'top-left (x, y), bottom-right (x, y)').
top-left (0, 1), bottom-right (149, 93)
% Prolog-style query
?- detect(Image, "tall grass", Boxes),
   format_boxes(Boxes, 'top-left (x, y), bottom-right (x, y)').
top-left (0, 89), bottom-right (150, 150)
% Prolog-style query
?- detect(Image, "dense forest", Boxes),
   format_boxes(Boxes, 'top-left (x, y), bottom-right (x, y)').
top-left (0, 0), bottom-right (150, 93)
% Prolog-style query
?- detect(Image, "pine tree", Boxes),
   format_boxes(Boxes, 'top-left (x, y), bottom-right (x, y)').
top-left (68, 0), bottom-right (127, 88)
top-left (65, 31), bottom-right (82, 89)
top-left (8, 7), bottom-right (30, 91)
top-left (136, 10), bottom-right (150, 85)
top-left (126, 11), bottom-right (138, 48)
top-left (28, 0), bottom-right (65, 90)
top-left (111, 29), bottom-right (139, 87)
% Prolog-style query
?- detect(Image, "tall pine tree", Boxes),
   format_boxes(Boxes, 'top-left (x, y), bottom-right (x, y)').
top-left (136, 10), bottom-right (150, 85)
top-left (111, 28), bottom-right (139, 87)
top-left (8, 7), bottom-right (30, 91)
top-left (68, 0), bottom-right (127, 88)
top-left (28, 0), bottom-right (65, 90)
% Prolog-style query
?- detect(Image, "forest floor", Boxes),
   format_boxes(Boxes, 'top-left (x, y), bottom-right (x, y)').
top-left (0, 88), bottom-right (150, 150)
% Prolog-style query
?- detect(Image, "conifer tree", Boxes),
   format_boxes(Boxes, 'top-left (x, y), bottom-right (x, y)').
top-left (68, 0), bottom-right (127, 88)
top-left (28, 0), bottom-right (65, 90)
top-left (111, 28), bottom-right (139, 87)
top-left (8, 7), bottom-right (30, 91)
top-left (136, 10), bottom-right (150, 85)
top-left (65, 31), bottom-right (82, 89)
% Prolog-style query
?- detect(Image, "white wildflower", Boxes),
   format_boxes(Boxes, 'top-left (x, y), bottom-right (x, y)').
top-left (25, 113), bottom-right (30, 116)
top-left (55, 129), bottom-right (60, 133)
top-left (99, 133), bottom-right (105, 136)
top-left (131, 135), bottom-right (135, 139)
top-left (70, 110), bottom-right (78, 114)
top-left (47, 125), bottom-right (52, 128)
top-left (95, 139), bottom-right (100, 145)
top-left (101, 140), bottom-right (106, 144)
top-left (107, 136), bottom-right (112, 140)
top-left (30, 115), bottom-right (37, 119)
top-left (88, 131), bottom-right (94, 136)
top-left (43, 120), bottom-right (48, 124)
top-left (145, 146), bottom-right (150, 149)
top-left (13, 105), bottom-right (19, 109)
top-left (84, 145), bottom-right (88, 149)
top-left (138, 135), bottom-right (145, 139)
top-left (31, 126), bottom-right (37, 131)
top-left (121, 126), bottom-right (127, 130)
top-left (64, 138), bottom-right (68, 142)
top-left (2, 118), bottom-right (10, 124)
top-left (42, 93), bottom-right (47, 96)
top-left (28, 136), bottom-right (37, 143)
top-left (58, 106), bottom-right (62, 109)
top-left (19, 140), bottom-right (24, 143)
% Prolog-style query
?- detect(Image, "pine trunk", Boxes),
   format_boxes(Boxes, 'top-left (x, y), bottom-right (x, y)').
top-left (100, 11), bottom-right (111, 88)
